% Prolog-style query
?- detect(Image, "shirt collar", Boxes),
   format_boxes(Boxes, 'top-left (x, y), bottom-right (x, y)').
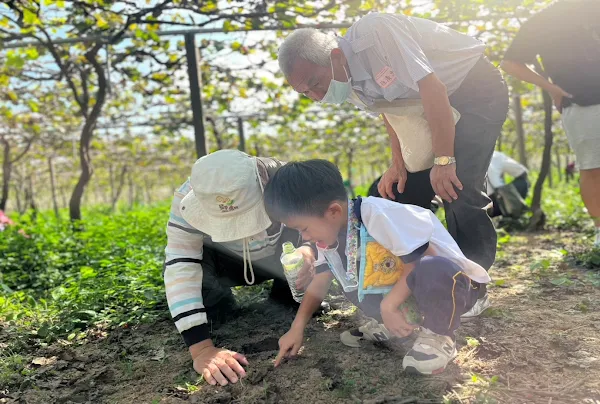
top-left (338, 37), bottom-right (371, 82)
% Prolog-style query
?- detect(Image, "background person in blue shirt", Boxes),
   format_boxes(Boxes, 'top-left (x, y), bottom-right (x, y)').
top-left (278, 13), bottom-right (509, 317)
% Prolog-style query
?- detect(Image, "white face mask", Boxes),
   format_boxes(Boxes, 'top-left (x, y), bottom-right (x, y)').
top-left (320, 59), bottom-right (351, 105)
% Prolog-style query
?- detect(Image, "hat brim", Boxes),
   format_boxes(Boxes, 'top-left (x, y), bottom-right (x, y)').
top-left (180, 190), bottom-right (272, 243)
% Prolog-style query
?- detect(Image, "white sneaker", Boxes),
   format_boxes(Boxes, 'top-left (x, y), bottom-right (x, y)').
top-left (402, 328), bottom-right (456, 375)
top-left (340, 318), bottom-right (390, 348)
top-left (460, 294), bottom-right (491, 322)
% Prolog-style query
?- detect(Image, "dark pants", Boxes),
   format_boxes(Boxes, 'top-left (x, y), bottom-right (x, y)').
top-left (489, 173), bottom-right (530, 217)
top-left (345, 256), bottom-right (479, 337)
top-left (200, 227), bottom-right (298, 308)
top-left (369, 57), bottom-right (509, 272)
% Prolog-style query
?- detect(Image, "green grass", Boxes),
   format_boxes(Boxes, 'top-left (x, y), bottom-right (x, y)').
top-left (0, 203), bottom-right (170, 349)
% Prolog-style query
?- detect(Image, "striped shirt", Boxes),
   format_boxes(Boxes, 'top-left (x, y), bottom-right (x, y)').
top-left (164, 177), bottom-right (285, 346)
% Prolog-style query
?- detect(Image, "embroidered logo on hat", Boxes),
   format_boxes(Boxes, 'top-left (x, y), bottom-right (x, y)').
top-left (216, 196), bottom-right (239, 213)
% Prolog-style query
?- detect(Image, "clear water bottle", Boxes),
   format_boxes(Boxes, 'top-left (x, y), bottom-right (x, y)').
top-left (280, 242), bottom-right (305, 303)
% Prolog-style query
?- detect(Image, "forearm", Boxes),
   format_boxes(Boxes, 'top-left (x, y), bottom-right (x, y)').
top-left (500, 60), bottom-right (554, 92)
top-left (418, 74), bottom-right (455, 157)
top-left (291, 272), bottom-right (333, 329)
top-left (381, 261), bottom-right (416, 310)
top-left (382, 114), bottom-right (404, 166)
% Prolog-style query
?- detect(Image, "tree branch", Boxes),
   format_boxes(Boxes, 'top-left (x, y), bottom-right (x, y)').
top-left (10, 135), bottom-right (35, 164)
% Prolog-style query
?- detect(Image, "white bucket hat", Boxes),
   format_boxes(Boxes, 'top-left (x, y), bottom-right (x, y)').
top-left (180, 150), bottom-right (272, 285)
top-left (180, 149), bottom-right (272, 242)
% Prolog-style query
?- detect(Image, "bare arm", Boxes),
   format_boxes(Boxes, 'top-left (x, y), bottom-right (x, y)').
top-left (274, 271), bottom-right (334, 367)
top-left (500, 60), bottom-right (554, 92)
top-left (290, 271), bottom-right (334, 330)
top-left (383, 114), bottom-right (404, 167)
top-left (419, 73), bottom-right (456, 158)
top-left (418, 73), bottom-right (463, 202)
top-left (378, 115), bottom-right (409, 199)
top-left (501, 60), bottom-right (572, 112)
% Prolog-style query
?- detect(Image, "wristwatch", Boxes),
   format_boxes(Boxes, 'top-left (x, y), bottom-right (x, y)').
top-left (434, 156), bottom-right (456, 166)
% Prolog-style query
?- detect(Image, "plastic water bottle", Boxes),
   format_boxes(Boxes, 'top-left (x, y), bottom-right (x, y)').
top-left (280, 242), bottom-right (305, 303)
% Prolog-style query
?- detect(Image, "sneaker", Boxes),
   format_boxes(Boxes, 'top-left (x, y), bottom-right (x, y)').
top-left (460, 294), bottom-right (491, 322)
top-left (340, 318), bottom-right (390, 348)
top-left (402, 328), bottom-right (456, 375)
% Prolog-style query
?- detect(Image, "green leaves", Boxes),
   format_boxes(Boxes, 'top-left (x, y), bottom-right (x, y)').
top-left (0, 205), bottom-right (170, 347)
top-left (23, 9), bottom-right (41, 26)
top-left (5, 51), bottom-right (25, 70)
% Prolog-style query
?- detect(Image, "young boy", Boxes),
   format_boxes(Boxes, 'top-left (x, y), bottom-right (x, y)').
top-left (263, 160), bottom-right (491, 375)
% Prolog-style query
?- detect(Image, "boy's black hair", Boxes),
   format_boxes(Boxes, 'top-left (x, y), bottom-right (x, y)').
top-left (264, 159), bottom-right (347, 222)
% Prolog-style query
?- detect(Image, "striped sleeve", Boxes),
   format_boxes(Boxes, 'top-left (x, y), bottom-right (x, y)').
top-left (164, 179), bottom-right (210, 346)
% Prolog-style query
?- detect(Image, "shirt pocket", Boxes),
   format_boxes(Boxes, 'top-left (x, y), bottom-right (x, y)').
top-left (351, 33), bottom-right (412, 101)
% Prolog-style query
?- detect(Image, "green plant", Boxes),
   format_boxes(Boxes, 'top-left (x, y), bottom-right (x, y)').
top-left (0, 203), bottom-right (170, 349)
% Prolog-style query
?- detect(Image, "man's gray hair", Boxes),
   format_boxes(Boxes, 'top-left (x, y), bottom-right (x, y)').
top-left (278, 28), bottom-right (338, 79)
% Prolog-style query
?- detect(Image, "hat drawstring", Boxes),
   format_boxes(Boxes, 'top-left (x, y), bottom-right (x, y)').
top-left (243, 237), bottom-right (255, 285)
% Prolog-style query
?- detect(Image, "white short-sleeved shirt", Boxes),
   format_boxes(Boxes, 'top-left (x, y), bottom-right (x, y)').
top-left (486, 151), bottom-right (528, 194)
top-left (339, 13), bottom-right (486, 109)
top-left (360, 197), bottom-right (491, 284)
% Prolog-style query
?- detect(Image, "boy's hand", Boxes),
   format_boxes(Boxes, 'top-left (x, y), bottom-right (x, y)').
top-left (274, 326), bottom-right (304, 367)
top-left (295, 246), bottom-right (316, 291)
top-left (381, 305), bottom-right (416, 338)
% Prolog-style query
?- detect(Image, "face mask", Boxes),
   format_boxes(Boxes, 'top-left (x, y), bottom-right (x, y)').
top-left (320, 60), bottom-right (351, 105)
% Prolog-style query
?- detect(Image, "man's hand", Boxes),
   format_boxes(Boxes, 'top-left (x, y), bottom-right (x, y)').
top-left (190, 340), bottom-right (248, 386)
top-left (430, 163), bottom-right (463, 203)
top-left (380, 304), bottom-right (416, 338)
top-left (547, 83), bottom-right (572, 113)
top-left (295, 246), bottom-right (316, 291)
top-left (378, 162), bottom-right (407, 200)
top-left (274, 325), bottom-right (304, 367)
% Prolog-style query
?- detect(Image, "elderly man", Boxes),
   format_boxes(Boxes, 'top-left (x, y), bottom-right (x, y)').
top-left (278, 13), bottom-right (508, 317)
top-left (164, 150), bottom-right (316, 386)
top-left (501, 0), bottom-right (600, 247)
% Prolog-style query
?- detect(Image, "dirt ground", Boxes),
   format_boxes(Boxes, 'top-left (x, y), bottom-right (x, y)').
top-left (2, 231), bottom-right (600, 404)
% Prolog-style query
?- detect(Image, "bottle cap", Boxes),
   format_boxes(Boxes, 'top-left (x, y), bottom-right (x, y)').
top-left (282, 241), bottom-right (295, 254)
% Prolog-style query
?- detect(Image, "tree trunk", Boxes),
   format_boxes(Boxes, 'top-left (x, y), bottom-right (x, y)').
top-left (69, 52), bottom-right (108, 222)
top-left (514, 95), bottom-right (528, 167)
top-left (25, 174), bottom-right (37, 220)
top-left (60, 186), bottom-right (68, 210)
top-left (109, 163), bottom-right (115, 202)
top-left (528, 89), bottom-right (554, 231)
top-left (555, 146), bottom-right (562, 182)
top-left (48, 156), bottom-right (60, 219)
top-left (128, 169), bottom-right (134, 209)
top-left (13, 184), bottom-right (21, 214)
top-left (144, 175), bottom-right (152, 205)
top-left (237, 117), bottom-right (245, 152)
top-left (206, 117), bottom-right (223, 150)
top-left (69, 124), bottom-right (95, 221)
top-left (111, 165), bottom-right (128, 211)
top-left (0, 140), bottom-right (11, 211)
top-left (496, 132), bottom-right (503, 152)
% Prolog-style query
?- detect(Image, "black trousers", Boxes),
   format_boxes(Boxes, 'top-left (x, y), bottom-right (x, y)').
top-left (200, 227), bottom-right (299, 308)
top-left (369, 57), bottom-right (509, 272)
top-left (344, 256), bottom-right (479, 337)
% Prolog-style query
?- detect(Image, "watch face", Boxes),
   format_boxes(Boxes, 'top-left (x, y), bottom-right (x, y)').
top-left (438, 156), bottom-right (449, 165)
